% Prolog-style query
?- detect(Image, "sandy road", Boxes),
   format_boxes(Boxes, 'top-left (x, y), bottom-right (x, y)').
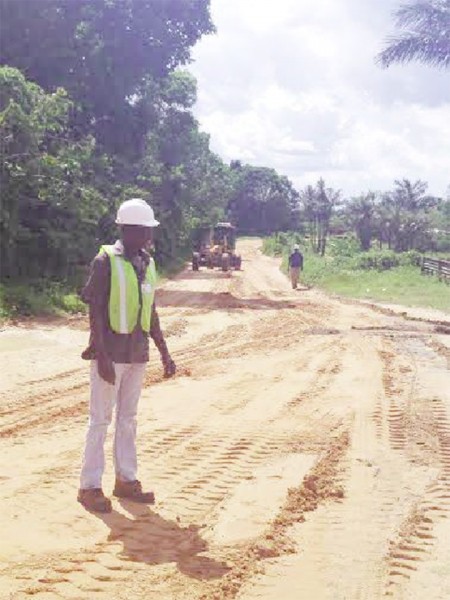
top-left (1, 238), bottom-right (449, 600)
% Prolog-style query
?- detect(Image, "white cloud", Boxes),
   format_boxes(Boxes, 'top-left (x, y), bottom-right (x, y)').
top-left (191, 0), bottom-right (450, 197)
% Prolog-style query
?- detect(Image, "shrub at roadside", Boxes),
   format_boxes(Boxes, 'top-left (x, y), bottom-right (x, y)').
top-left (0, 282), bottom-right (86, 319)
top-left (263, 233), bottom-right (449, 312)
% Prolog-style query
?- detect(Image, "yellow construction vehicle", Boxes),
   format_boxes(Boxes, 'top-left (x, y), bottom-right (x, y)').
top-left (192, 223), bottom-right (241, 272)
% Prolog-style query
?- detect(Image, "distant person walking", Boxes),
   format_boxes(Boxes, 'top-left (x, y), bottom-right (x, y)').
top-left (78, 198), bottom-right (176, 514)
top-left (288, 244), bottom-right (303, 289)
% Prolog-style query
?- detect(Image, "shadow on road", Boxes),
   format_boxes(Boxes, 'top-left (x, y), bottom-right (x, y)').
top-left (156, 289), bottom-right (300, 310)
top-left (174, 269), bottom-right (238, 281)
top-left (93, 499), bottom-right (230, 580)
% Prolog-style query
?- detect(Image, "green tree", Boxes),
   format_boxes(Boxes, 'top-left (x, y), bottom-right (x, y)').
top-left (379, 179), bottom-right (437, 251)
top-left (300, 178), bottom-right (341, 255)
top-left (126, 71), bottom-right (232, 261)
top-left (346, 192), bottom-right (378, 250)
top-left (0, 0), bottom-right (215, 154)
top-left (378, 0), bottom-right (450, 69)
top-left (228, 165), bottom-right (300, 235)
top-left (1, 2), bottom-right (220, 278)
top-left (0, 66), bottom-right (106, 281)
top-left (427, 194), bottom-right (450, 251)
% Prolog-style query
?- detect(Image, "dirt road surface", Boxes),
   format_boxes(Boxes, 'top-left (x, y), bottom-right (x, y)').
top-left (1, 239), bottom-right (450, 600)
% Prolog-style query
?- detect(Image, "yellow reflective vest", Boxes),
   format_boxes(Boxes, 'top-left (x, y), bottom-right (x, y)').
top-left (100, 245), bottom-right (157, 334)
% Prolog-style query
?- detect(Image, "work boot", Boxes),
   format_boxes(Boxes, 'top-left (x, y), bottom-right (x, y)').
top-left (77, 488), bottom-right (112, 513)
top-left (113, 479), bottom-right (155, 504)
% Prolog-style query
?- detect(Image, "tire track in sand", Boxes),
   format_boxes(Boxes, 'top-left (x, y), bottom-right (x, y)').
top-left (377, 338), bottom-right (450, 596)
top-left (4, 325), bottom-right (347, 599)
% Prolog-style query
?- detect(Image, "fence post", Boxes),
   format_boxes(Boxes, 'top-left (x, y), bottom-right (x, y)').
top-left (420, 256), bottom-right (450, 282)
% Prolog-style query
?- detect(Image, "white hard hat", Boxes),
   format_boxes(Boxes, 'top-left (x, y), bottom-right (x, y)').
top-left (293, 244), bottom-right (300, 250)
top-left (115, 198), bottom-right (160, 227)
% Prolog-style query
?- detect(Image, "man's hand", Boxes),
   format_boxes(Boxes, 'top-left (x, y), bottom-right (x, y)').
top-left (97, 354), bottom-right (116, 385)
top-left (162, 355), bottom-right (176, 378)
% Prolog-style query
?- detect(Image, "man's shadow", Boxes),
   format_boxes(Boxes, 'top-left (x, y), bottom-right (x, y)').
top-left (93, 500), bottom-right (230, 580)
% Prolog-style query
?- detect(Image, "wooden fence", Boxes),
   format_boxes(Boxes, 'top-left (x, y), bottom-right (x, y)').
top-left (421, 256), bottom-right (450, 282)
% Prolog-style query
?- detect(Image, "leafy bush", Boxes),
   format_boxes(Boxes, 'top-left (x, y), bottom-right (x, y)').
top-left (0, 280), bottom-right (87, 318)
top-left (262, 232), bottom-right (304, 257)
top-left (262, 233), bottom-right (449, 312)
top-left (0, 283), bottom-right (52, 317)
top-left (56, 292), bottom-right (86, 314)
top-left (328, 235), bottom-right (361, 258)
top-left (264, 232), bottom-right (423, 273)
top-left (352, 249), bottom-right (421, 271)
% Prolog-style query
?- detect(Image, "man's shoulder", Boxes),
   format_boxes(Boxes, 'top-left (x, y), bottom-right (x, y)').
top-left (87, 250), bottom-right (111, 281)
top-left (92, 250), bottom-right (110, 268)
top-left (82, 251), bottom-right (110, 302)
top-left (94, 249), bottom-right (110, 261)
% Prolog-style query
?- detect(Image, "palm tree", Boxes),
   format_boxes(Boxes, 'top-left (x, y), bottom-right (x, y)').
top-left (300, 179), bottom-right (340, 256)
top-left (347, 193), bottom-right (378, 251)
top-left (377, 0), bottom-right (450, 69)
top-left (380, 179), bottom-right (435, 251)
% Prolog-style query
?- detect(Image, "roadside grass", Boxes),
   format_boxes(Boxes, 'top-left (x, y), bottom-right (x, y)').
top-left (0, 252), bottom-right (187, 321)
top-left (0, 281), bottom-right (87, 321)
top-left (315, 266), bottom-right (450, 312)
top-left (263, 233), bottom-right (449, 313)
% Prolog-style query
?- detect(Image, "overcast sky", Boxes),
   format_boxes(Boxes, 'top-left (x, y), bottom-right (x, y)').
top-left (190, 0), bottom-right (450, 198)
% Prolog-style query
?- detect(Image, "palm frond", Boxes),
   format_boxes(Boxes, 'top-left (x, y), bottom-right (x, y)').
top-left (377, 0), bottom-right (450, 68)
top-left (396, 1), bottom-right (450, 29)
top-left (379, 34), bottom-right (450, 66)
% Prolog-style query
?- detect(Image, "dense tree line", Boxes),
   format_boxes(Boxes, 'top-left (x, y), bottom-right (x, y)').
top-left (299, 178), bottom-right (341, 256)
top-left (298, 178), bottom-right (449, 256)
top-left (227, 161), bottom-right (300, 235)
top-left (1, 0), bottom-right (448, 291)
top-left (342, 180), bottom-right (450, 253)
top-left (0, 0), bottom-right (301, 284)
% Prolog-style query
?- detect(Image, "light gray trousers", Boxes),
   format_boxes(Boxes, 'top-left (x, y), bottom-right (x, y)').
top-left (80, 361), bottom-right (146, 490)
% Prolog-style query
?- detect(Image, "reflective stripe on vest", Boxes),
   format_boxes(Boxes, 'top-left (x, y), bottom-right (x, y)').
top-left (100, 245), bottom-right (157, 334)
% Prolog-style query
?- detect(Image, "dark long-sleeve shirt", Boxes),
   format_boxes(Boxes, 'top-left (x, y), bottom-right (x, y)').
top-left (289, 251), bottom-right (303, 269)
top-left (81, 241), bottom-right (168, 364)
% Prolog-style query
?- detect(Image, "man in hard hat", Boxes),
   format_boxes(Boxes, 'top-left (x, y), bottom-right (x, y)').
top-left (77, 198), bottom-right (176, 513)
top-left (288, 244), bottom-right (304, 289)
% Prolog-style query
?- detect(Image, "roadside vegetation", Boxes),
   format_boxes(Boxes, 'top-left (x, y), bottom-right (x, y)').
top-left (0, 281), bottom-right (86, 320)
top-left (0, 1), bottom-right (301, 319)
top-left (263, 233), bottom-right (450, 312)
top-left (1, 1), bottom-right (449, 319)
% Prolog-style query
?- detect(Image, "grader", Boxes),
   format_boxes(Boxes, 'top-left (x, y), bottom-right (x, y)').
top-left (192, 222), bottom-right (241, 272)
